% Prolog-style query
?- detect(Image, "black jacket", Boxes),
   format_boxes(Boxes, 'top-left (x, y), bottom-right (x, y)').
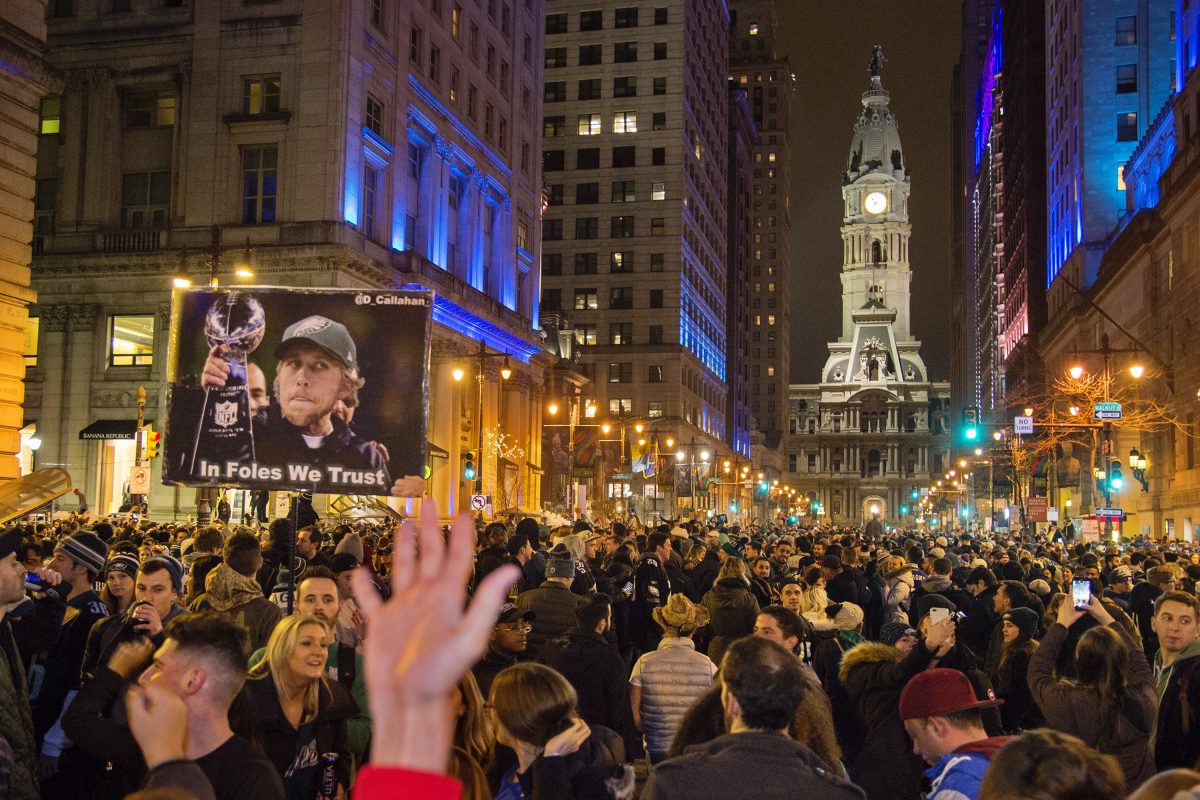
top-left (992, 648), bottom-right (1042, 733)
top-left (487, 727), bottom-right (628, 800)
top-left (1129, 581), bottom-right (1162, 658)
top-left (644, 731), bottom-right (865, 800)
top-left (1154, 651), bottom-right (1200, 770)
top-left (32, 589), bottom-right (108, 740)
top-left (700, 578), bottom-right (759, 667)
top-left (958, 585), bottom-right (998, 658)
top-left (538, 628), bottom-right (638, 754)
top-left (516, 582), bottom-right (584, 655)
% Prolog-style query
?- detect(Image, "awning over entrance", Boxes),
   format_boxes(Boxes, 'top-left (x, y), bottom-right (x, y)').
top-left (79, 420), bottom-right (151, 440)
top-left (428, 442), bottom-right (449, 460)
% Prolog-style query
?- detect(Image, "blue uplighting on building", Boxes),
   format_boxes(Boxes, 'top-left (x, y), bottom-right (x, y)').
top-left (402, 282), bottom-right (540, 363)
top-left (408, 74), bottom-right (511, 180)
top-left (974, 7), bottom-right (1003, 173)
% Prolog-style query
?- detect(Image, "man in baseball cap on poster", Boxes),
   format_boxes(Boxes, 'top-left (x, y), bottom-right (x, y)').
top-left (898, 668), bottom-right (1009, 800)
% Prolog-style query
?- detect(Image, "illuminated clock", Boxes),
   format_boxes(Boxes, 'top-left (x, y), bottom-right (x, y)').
top-left (864, 191), bottom-right (888, 215)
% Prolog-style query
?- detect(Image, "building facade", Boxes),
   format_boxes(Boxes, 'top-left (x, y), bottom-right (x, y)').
top-left (787, 57), bottom-right (951, 527)
top-left (26, 0), bottom-right (549, 519)
top-left (728, 0), bottom-right (794, 450)
top-left (539, 0), bottom-right (733, 516)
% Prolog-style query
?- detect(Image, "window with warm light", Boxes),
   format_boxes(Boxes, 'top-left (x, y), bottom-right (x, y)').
top-left (613, 111), bottom-right (637, 133)
top-left (24, 317), bottom-right (39, 368)
top-left (109, 314), bottom-right (155, 367)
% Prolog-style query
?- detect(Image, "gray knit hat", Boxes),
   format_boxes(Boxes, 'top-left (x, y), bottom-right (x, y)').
top-left (59, 532), bottom-right (109, 576)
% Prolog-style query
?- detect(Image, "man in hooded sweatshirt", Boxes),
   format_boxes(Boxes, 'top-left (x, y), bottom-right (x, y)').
top-left (1150, 589), bottom-right (1200, 770)
top-left (899, 668), bottom-right (1010, 800)
top-left (189, 532), bottom-right (282, 651)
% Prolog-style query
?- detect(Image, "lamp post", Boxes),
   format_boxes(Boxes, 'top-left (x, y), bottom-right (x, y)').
top-left (1129, 448), bottom-right (1150, 492)
top-left (172, 225), bottom-right (255, 289)
top-left (464, 340), bottom-right (512, 497)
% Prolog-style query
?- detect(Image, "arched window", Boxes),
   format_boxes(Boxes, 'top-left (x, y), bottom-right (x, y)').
top-left (871, 239), bottom-right (882, 264)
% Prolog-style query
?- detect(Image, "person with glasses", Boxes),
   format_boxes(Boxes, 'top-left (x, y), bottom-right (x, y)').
top-left (472, 604), bottom-right (534, 698)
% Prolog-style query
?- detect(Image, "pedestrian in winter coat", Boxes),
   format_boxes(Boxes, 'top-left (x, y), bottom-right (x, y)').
top-left (643, 637), bottom-right (865, 800)
top-left (629, 594), bottom-right (717, 762)
top-left (837, 615), bottom-right (956, 800)
top-left (881, 555), bottom-right (915, 625)
top-left (1132, 566), bottom-right (1176, 659)
top-left (538, 594), bottom-right (639, 756)
top-left (797, 566), bottom-right (829, 615)
top-left (976, 728), bottom-right (1126, 800)
top-left (1149, 590), bottom-right (1200, 770)
top-left (188, 532), bottom-right (282, 651)
top-left (1027, 594), bottom-right (1157, 791)
top-left (990, 608), bottom-right (1042, 733)
top-left (700, 558), bottom-right (760, 667)
top-left (515, 550), bottom-right (585, 655)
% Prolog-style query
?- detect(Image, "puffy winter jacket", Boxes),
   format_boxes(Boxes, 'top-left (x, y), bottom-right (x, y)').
top-left (882, 568), bottom-right (914, 625)
top-left (516, 581), bottom-right (584, 655)
top-left (701, 578), bottom-right (760, 667)
top-left (630, 636), bottom-right (717, 759)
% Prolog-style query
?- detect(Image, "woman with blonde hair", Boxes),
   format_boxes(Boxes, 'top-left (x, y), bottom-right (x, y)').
top-left (797, 566), bottom-right (828, 615)
top-left (487, 662), bottom-right (630, 799)
top-left (701, 557), bottom-right (760, 667)
top-left (247, 614), bottom-right (357, 799)
top-left (449, 672), bottom-right (492, 800)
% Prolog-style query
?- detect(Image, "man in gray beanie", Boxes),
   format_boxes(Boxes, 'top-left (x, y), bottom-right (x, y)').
top-left (514, 546), bottom-right (584, 655)
top-left (36, 532), bottom-right (110, 785)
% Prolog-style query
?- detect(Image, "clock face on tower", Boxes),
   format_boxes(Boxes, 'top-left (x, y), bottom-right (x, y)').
top-left (864, 191), bottom-right (888, 215)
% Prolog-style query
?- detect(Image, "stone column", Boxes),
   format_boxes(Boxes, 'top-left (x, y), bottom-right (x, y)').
top-left (428, 136), bottom-right (453, 269)
top-left (466, 169), bottom-right (487, 292)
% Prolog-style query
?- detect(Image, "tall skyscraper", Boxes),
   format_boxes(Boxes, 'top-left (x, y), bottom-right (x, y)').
top-left (540, 0), bottom-right (732, 511)
top-left (25, 0), bottom-right (547, 517)
top-left (787, 53), bottom-right (950, 525)
top-left (729, 0), bottom-right (794, 451)
top-left (1045, 0), bottom-right (1175, 299)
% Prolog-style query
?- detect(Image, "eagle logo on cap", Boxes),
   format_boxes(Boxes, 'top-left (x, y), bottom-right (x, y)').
top-left (290, 316), bottom-right (331, 336)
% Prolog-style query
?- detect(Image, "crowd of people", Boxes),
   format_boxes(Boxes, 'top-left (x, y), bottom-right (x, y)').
top-left (5, 502), bottom-right (1200, 799)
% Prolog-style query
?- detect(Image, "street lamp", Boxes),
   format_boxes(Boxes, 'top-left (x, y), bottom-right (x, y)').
top-left (172, 225), bottom-right (255, 289)
top-left (1067, 365), bottom-right (1085, 380)
top-left (1128, 364), bottom-right (1146, 379)
top-left (1128, 448), bottom-right (1150, 492)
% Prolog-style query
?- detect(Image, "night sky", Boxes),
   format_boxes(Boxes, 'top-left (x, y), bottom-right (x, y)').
top-left (776, 2), bottom-right (963, 385)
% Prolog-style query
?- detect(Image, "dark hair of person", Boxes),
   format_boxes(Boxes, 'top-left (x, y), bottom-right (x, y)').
top-left (977, 728), bottom-right (1124, 800)
top-left (759, 605), bottom-right (808, 652)
top-left (1154, 590), bottom-right (1200, 618)
top-left (1075, 625), bottom-right (1129, 750)
top-left (299, 565), bottom-right (337, 586)
top-left (488, 663), bottom-right (577, 747)
top-left (506, 533), bottom-right (530, 559)
top-left (932, 557), bottom-right (952, 576)
top-left (484, 522), bottom-right (508, 548)
top-left (999, 579), bottom-right (1032, 609)
top-left (576, 593), bottom-right (612, 631)
top-left (223, 531), bottom-right (263, 577)
top-left (163, 612), bottom-right (251, 706)
top-left (967, 566), bottom-right (997, 587)
top-left (720, 637), bottom-right (806, 731)
top-left (193, 527), bottom-right (224, 554)
top-left (647, 532), bottom-right (669, 552)
top-left (803, 565), bottom-right (823, 587)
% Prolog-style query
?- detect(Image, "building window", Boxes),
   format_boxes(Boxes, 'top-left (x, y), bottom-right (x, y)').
top-left (545, 81), bottom-right (566, 102)
top-left (362, 165), bottom-right (378, 238)
top-left (611, 216), bottom-right (635, 238)
top-left (614, 42), bottom-right (638, 62)
top-left (650, 217), bottom-right (665, 236)
top-left (430, 46), bottom-right (442, 84)
top-left (648, 325), bottom-right (663, 344)
top-left (451, 3), bottom-right (461, 37)
top-left (1115, 15), bottom-right (1137, 45)
top-left (652, 112), bottom-right (666, 130)
top-left (611, 180), bottom-right (636, 202)
top-left (579, 44), bottom-right (603, 65)
top-left (648, 365), bottom-right (664, 382)
top-left (243, 76), bottom-right (281, 115)
top-left (365, 95), bottom-right (385, 136)
top-left (652, 147), bottom-right (666, 166)
top-left (125, 90), bottom-right (176, 128)
top-left (648, 400), bottom-right (664, 417)
top-left (573, 182), bottom-right (598, 204)
top-left (577, 148), bottom-right (601, 169)
top-left (654, 7), bottom-right (667, 24)
top-left (543, 150), bottom-right (565, 172)
top-left (579, 10), bottom-right (602, 31)
top-left (23, 316), bottom-right (38, 368)
top-left (610, 323), bottom-right (632, 345)
top-left (650, 253), bottom-right (664, 271)
top-left (578, 79), bottom-right (602, 100)
top-left (574, 288), bottom-right (598, 310)
top-left (575, 217), bottom-right (599, 239)
top-left (613, 111), bottom-right (637, 133)
top-left (410, 26), bottom-right (423, 64)
top-left (610, 398), bottom-right (633, 416)
top-left (1116, 64), bottom-right (1137, 94)
top-left (611, 251), bottom-right (632, 272)
top-left (468, 23), bottom-right (479, 60)
top-left (608, 363), bottom-right (633, 383)
top-left (574, 252), bottom-right (598, 273)
top-left (121, 171), bottom-right (170, 228)
top-left (578, 113), bottom-right (602, 135)
top-left (612, 146), bottom-right (636, 167)
top-left (544, 116), bottom-right (567, 137)
top-left (653, 42), bottom-right (667, 59)
top-left (613, 76), bottom-right (637, 97)
top-left (1117, 165), bottom-right (1127, 191)
top-left (649, 289), bottom-right (663, 307)
top-left (545, 47), bottom-right (567, 68)
top-left (651, 182), bottom-right (666, 200)
top-left (372, 0), bottom-right (385, 30)
top-left (614, 7), bottom-right (638, 27)
top-left (1117, 112), bottom-right (1138, 141)
top-left (542, 218), bottom-right (563, 240)
top-left (575, 324), bottom-right (597, 345)
top-left (546, 12), bottom-right (567, 33)
top-left (39, 97), bottom-right (61, 135)
top-left (609, 286), bottom-right (633, 308)
top-left (543, 253), bottom-right (563, 275)
top-left (109, 314), bottom-right (155, 367)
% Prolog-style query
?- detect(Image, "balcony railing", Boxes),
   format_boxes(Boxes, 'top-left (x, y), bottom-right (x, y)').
top-left (98, 228), bottom-right (165, 253)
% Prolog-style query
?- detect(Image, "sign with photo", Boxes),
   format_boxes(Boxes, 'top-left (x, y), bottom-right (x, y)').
top-left (164, 287), bottom-right (432, 496)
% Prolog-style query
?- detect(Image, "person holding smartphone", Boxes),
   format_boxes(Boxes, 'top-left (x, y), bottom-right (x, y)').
top-left (1027, 590), bottom-right (1157, 791)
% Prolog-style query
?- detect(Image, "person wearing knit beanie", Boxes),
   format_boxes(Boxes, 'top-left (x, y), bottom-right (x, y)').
top-left (1002, 607), bottom-right (1040, 641)
top-left (105, 553), bottom-right (140, 581)
top-left (880, 621), bottom-right (919, 651)
top-left (56, 531), bottom-right (108, 581)
top-left (334, 532), bottom-right (364, 563)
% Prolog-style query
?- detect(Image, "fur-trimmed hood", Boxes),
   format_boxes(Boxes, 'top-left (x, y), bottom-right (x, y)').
top-left (838, 640), bottom-right (903, 684)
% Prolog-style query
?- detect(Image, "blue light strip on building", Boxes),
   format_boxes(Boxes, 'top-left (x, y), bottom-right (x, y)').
top-left (973, 6), bottom-right (1003, 173)
top-left (408, 74), bottom-right (512, 180)
top-left (401, 282), bottom-right (540, 363)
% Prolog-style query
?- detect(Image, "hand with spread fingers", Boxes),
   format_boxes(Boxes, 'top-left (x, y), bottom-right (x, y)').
top-left (350, 501), bottom-right (518, 774)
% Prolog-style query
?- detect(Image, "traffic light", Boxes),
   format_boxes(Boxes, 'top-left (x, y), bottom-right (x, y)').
top-left (1109, 461), bottom-right (1124, 491)
top-left (961, 406), bottom-right (980, 441)
top-left (143, 425), bottom-right (161, 459)
top-left (910, 488), bottom-right (919, 500)
top-left (900, 505), bottom-right (909, 514)
top-left (463, 451), bottom-right (477, 481)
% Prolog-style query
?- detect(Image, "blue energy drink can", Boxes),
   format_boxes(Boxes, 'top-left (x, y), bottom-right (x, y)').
top-left (320, 753), bottom-right (338, 798)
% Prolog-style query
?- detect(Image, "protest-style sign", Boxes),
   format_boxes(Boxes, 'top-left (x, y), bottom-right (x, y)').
top-left (165, 287), bottom-right (432, 497)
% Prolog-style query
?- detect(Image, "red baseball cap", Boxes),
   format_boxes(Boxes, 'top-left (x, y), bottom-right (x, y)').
top-left (898, 668), bottom-right (1002, 721)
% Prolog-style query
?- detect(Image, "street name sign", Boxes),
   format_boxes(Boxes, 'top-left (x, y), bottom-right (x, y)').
top-left (1094, 507), bottom-right (1124, 519)
top-left (1094, 402), bottom-right (1123, 421)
